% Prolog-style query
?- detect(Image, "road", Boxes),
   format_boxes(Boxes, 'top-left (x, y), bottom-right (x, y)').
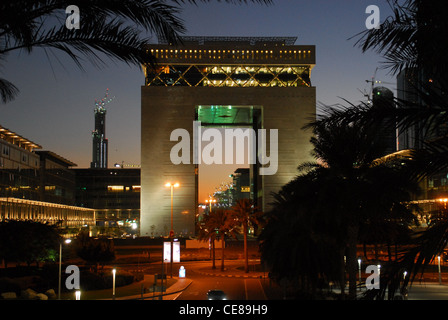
top-left (407, 283), bottom-right (448, 300)
top-left (122, 259), bottom-right (448, 300)
top-left (125, 260), bottom-right (271, 300)
top-left (176, 272), bottom-right (267, 300)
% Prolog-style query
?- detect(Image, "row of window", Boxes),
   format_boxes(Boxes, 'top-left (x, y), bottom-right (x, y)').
top-left (1, 143), bottom-right (39, 168)
top-left (149, 48), bottom-right (313, 62)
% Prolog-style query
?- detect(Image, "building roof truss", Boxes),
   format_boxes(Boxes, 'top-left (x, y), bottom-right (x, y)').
top-left (195, 65), bottom-right (211, 87)
top-left (240, 66), bottom-right (260, 87)
top-left (147, 64), bottom-right (310, 87)
top-left (172, 65), bottom-right (194, 86)
top-left (151, 66), bottom-right (168, 86)
top-left (219, 66), bottom-right (234, 87)
top-left (266, 66), bottom-right (286, 87)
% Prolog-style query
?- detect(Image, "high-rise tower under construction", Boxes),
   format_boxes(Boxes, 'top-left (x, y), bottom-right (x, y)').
top-left (91, 89), bottom-right (113, 169)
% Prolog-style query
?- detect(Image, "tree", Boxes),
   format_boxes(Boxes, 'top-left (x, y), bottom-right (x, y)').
top-left (321, 0), bottom-right (448, 298)
top-left (0, 0), bottom-right (272, 103)
top-left (352, 0), bottom-right (448, 82)
top-left (310, 118), bottom-right (419, 299)
top-left (259, 169), bottom-right (347, 298)
top-left (197, 212), bottom-right (218, 269)
top-left (260, 117), bottom-right (419, 299)
top-left (204, 209), bottom-right (238, 271)
top-left (0, 220), bottom-right (61, 268)
top-left (73, 231), bottom-right (115, 273)
top-left (328, 0), bottom-right (448, 180)
top-left (230, 198), bottom-right (263, 273)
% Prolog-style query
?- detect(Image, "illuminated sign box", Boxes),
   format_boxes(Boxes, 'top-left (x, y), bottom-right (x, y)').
top-left (163, 241), bottom-right (180, 263)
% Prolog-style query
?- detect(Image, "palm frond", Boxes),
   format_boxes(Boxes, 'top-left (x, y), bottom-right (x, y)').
top-left (0, 78), bottom-right (19, 103)
top-left (350, 0), bottom-right (418, 75)
top-left (0, 0), bottom-right (189, 103)
top-left (172, 0), bottom-right (273, 5)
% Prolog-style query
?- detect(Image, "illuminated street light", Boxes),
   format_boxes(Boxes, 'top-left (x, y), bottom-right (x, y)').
top-left (75, 290), bottom-right (81, 300)
top-left (165, 182), bottom-right (180, 278)
top-left (58, 238), bottom-right (72, 300)
top-left (438, 198), bottom-right (448, 210)
top-left (438, 256), bottom-right (442, 285)
top-left (205, 198), bottom-right (217, 212)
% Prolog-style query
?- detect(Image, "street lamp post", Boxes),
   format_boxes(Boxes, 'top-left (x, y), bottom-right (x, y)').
top-left (358, 258), bottom-right (362, 290)
top-left (205, 198), bottom-right (216, 213)
top-left (206, 198), bottom-right (217, 268)
top-left (112, 268), bottom-right (116, 299)
top-left (165, 182), bottom-right (179, 278)
top-left (58, 238), bottom-right (72, 300)
top-left (438, 256), bottom-right (442, 284)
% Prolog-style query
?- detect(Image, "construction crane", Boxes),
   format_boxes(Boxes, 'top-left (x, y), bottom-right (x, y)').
top-left (94, 88), bottom-right (115, 112)
top-left (361, 68), bottom-right (395, 105)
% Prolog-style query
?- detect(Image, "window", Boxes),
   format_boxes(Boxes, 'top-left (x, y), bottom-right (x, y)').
top-left (2, 145), bottom-right (9, 156)
top-left (108, 185), bottom-right (124, 192)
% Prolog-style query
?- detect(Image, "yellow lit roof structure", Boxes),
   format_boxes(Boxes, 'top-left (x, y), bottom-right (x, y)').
top-left (144, 36), bottom-right (315, 88)
top-left (0, 124), bottom-right (42, 151)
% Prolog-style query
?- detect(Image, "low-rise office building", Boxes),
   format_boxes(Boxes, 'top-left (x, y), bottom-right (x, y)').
top-left (0, 124), bottom-right (95, 230)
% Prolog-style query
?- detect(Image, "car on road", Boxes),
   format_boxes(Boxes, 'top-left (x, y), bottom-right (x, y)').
top-left (207, 289), bottom-right (227, 300)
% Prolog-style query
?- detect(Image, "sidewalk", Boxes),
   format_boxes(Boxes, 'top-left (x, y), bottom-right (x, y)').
top-left (102, 276), bottom-right (193, 300)
top-left (63, 274), bottom-right (192, 300)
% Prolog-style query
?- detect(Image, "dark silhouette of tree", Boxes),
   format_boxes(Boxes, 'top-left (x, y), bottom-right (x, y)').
top-left (0, 220), bottom-right (60, 267)
top-left (352, 0), bottom-right (448, 81)
top-left (73, 231), bottom-right (115, 273)
top-left (0, 0), bottom-right (272, 103)
top-left (259, 169), bottom-right (346, 298)
top-left (197, 212), bottom-right (218, 269)
top-left (260, 118), bottom-right (419, 299)
top-left (230, 198), bottom-right (263, 273)
top-left (204, 209), bottom-right (238, 271)
top-left (317, 0), bottom-right (448, 299)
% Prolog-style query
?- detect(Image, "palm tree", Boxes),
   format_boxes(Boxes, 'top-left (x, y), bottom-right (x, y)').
top-left (352, 0), bottom-right (448, 82)
top-left (0, 0), bottom-right (272, 103)
top-left (260, 116), bottom-right (419, 299)
top-left (230, 198), bottom-right (263, 273)
top-left (318, 0), bottom-right (448, 298)
top-left (327, 0), bottom-right (448, 180)
top-left (259, 168), bottom-right (348, 298)
top-left (311, 116), bottom-right (420, 299)
top-left (197, 212), bottom-right (218, 269)
top-left (205, 208), bottom-right (238, 271)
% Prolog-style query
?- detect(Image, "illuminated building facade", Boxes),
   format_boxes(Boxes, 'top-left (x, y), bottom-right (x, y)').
top-left (74, 168), bottom-right (140, 230)
top-left (0, 124), bottom-right (95, 228)
top-left (36, 151), bottom-right (77, 206)
top-left (0, 124), bottom-right (42, 201)
top-left (141, 36), bottom-right (316, 237)
top-left (231, 168), bottom-right (251, 203)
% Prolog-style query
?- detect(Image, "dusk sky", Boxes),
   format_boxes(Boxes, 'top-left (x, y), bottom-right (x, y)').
top-left (0, 0), bottom-right (394, 200)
